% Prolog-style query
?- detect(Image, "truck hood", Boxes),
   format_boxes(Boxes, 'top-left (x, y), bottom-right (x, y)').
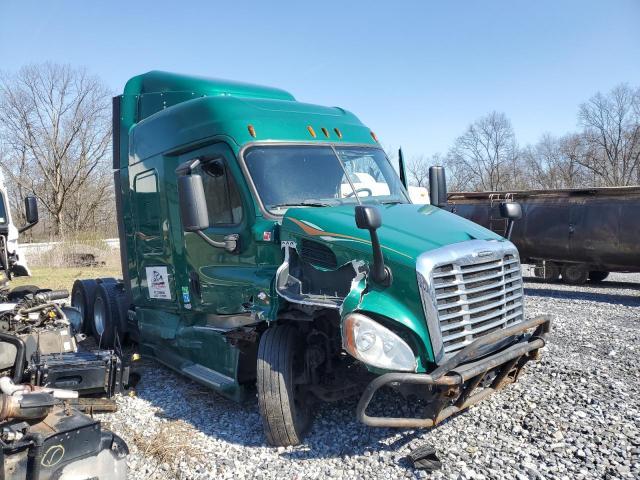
top-left (281, 203), bottom-right (502, 265)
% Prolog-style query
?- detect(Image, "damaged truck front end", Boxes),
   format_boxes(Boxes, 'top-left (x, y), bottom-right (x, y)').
top-left (275, 200), bottom-right (550, 432)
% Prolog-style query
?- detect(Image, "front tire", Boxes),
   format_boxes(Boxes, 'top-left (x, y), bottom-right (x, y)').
top-left (257, 325), bottom-right (311, 447)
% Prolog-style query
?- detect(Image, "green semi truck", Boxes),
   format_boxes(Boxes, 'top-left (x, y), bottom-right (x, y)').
top-left (72, 71), bottom-right (550, 446)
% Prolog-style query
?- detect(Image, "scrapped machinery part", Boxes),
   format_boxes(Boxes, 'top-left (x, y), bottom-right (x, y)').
top-left (6, 285), bottom-right (40, 301)
top-left (589, 270), bottom-right (610, 283)
top-left (91, 282), bottom-right (121, 348)
top-left (72, 279), bottom-right (98, 333)
top-left (65, 397), bottom-right (118, 414)
top-left (257, 325), bottom-right (311, 447)
top-left (561, 264), bottom-right (589, 285)
top-left (406, 444), bottom-right (442, 471)
top-left (533, 261), bottom-right (560, 282)
top-left (1, 403), bottom-right (129, 480)
top-left (0, 392), bottom-right (54, 420)
top-left (0, 377), bottom-right (78, 400)
top-left (356, 315), bottom-right (551, 428)
top-left (0, 332), bottom-right (25, 384)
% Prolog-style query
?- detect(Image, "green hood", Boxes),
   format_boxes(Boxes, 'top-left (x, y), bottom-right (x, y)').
top-left (281, 203), bottom-right (502, 266)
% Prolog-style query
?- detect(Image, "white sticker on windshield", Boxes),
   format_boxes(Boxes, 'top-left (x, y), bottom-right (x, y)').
top-left (146, 266), bottom-right (171, 300)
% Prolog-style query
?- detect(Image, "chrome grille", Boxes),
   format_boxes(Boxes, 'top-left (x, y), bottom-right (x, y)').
top-left (416, 240), bottom-right (525, 362)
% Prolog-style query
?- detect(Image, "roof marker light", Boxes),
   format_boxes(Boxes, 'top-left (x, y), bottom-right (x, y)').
top-left (248, 125), bottom-right (256, 138)
top-left (334, 127), bottom-right (343, 139)
top-left (307, 126), bottom-right (317, 138)
top-left (370, 131), bottom-right (379, 142)
top-left (321, 127), bottom-right (329, 138)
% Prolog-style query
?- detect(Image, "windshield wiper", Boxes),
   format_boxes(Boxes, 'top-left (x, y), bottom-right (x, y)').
top-left (380, 200), bottom-right (406, 205)
top-left (269, 201), bottom-right (332, 209)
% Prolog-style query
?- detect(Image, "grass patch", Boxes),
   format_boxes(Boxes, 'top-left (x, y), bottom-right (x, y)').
top-left (11, 266), bottom-right (122, 292)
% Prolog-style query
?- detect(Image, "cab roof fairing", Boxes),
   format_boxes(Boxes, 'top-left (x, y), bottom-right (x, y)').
top-left (118, 71), bottom-right (378, 166)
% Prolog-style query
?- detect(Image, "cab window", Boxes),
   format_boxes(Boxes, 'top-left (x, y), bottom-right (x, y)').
top-left (200, 159), bottom-right (243, 226)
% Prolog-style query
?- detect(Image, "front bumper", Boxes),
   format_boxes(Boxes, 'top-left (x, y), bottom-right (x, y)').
top-left (356, 315), bottom-right (551, 428)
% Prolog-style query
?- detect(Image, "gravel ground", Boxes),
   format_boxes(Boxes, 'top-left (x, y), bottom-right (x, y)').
top-left (98, 271), bottom-right (640, 479)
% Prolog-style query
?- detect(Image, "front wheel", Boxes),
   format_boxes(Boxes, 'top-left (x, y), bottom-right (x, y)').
top-left (257, 325), bottom-right (311, 446)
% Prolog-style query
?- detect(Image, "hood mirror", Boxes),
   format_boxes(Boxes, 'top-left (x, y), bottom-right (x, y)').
top-left (499, 202), bottom-right (522, 240)
top-left (355, 205), bottom-right (391, 287)
top-left (429, 166), bottom-right (448, 207)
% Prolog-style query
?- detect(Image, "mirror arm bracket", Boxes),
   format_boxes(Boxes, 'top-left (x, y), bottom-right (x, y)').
top-left (18, 221), bottom-right (37, 234)
top-left (196, 231), bottom-right (240, 254)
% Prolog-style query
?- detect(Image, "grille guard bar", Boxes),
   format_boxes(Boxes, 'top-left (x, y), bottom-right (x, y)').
top-left (356, 315), bottom-right (551, 428)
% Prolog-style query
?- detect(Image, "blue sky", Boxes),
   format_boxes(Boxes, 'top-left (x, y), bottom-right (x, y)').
top-left (1, 1), bottom-right (639, 159)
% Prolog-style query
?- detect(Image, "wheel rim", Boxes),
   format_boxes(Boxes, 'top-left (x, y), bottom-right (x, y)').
top-left (94, 296), bottom-right (106, 336)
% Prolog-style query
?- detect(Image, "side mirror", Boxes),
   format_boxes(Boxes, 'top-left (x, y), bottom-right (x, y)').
top-left (429, 166), bottom-right (448, 207)
top-left (18, 196), bottom-right (39, 233)
top-left (175, 160), bottom-right (240, 254)
top-left (24, 196), bottom-right (38, 224)
top-left (177, 174), bottom-right (210, 232)
top-left (355, 205), bottom-right (391, 286)
top-left (355, 204), bottom-right (382, 230)
top-left (499, 202), bottom-right (522, 240)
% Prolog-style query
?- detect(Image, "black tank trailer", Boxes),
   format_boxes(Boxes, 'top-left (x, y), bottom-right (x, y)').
top-left (446, 186), bottom-right (640, 285)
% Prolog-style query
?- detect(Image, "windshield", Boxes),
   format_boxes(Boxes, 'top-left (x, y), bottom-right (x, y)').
top-left (243, 145), bottom-right (409, 214)
top-left (0, 193), bottom-right (7, 225)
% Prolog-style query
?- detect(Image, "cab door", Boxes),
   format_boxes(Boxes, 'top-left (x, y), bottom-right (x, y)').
top-left (171, 142), bottom-right (257, 385)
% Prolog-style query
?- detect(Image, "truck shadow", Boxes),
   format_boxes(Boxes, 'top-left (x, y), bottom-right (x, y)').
top-left (523, 286), bottom-right (640, 307)
top-left (130, 362), bottom-right (443, 462)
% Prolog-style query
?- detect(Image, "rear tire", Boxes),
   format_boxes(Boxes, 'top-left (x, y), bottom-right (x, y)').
top-left (589, 271), bottom-right (609, 283)
top-left (91, 282), bottom-right (121, 348)
top-left (257, 325), bottom-right (311, 447)
top-left (533, 262), bottom-right (560, 282)
top-left (561, 264), bottom-right (588, 285)
top-left (71, 279), bottom-right (98, 333)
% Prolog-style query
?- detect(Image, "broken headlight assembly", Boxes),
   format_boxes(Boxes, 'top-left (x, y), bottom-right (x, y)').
top-left (342, 313), bottom-right (417, 372)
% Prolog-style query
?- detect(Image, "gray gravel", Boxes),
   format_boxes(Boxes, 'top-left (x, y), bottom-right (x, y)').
top-left (98, 272), bottom-right (640, 479)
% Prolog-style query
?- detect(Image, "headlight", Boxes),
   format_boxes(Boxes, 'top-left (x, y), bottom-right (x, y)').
top-left (342, 313), bottom-right (417, 372)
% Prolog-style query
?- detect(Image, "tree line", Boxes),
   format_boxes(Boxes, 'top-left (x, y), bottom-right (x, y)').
top-left (0, 63), bottom-right (114, 237)
top-left (0, 63), bottom-right (638, 238)
top-left (405, 83), bottom-right (640, 192)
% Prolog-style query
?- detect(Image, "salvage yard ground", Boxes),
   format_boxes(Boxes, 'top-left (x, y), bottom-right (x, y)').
top-left (86, 271), bottom-right (640, 479)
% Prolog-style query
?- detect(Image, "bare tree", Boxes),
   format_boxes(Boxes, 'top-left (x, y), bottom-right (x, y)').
top-left (577, 84), bottom-right (640, 186)
top-left (520, 133), bottom-right (590, 189)
top-left (0, 63), bottom-right (113, 236)
top-left (447, 112), bottom-right (519, 191)
top-left (406, 155), bottom-right (431, 187)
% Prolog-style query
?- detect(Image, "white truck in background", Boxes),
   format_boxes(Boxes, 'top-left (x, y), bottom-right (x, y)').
top-left (341, 171), bottom-right (429, 204)
top-left (0, 173), bottom-right (36, 281)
